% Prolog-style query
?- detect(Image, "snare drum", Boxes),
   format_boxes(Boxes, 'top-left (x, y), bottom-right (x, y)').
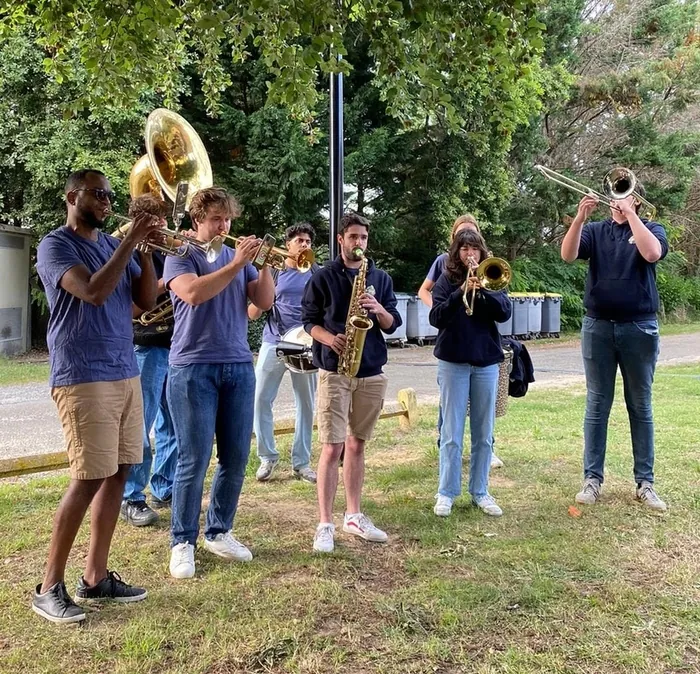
top-left (278, 326), bottom-right (317, 374)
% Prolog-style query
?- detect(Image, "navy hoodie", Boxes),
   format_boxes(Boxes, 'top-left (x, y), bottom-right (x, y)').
top-left (429, 273), bottom-right (511, 366)
top-left (301, 256), bottom-right (402, 377)
top-left (578, 218), bottom-right (668, 321)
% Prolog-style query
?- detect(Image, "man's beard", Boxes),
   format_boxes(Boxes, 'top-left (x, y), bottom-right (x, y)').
top-left (345, 245), bottom-right (364, 261)
top-left (79, 207), bottom-right (106, 230)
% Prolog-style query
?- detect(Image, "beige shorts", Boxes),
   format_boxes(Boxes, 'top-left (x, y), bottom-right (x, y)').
top-left (317, 370), bottom-right (388, 444)
top-left (51, 377), bottom-right (143, 480)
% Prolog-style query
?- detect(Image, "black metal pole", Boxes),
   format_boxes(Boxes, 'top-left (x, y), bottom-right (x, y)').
top-left (329, 61), bottom-right (344, 260)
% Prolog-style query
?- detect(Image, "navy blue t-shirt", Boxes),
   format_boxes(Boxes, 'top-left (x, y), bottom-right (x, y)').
top-left (263, 267), bottom-right (313, 344)
top-left (164, 245), bottom-right (258, 365)
top-left (36, 226), bottom-right (141, 387)
top-left (577, 218), bottom-right (668, 321)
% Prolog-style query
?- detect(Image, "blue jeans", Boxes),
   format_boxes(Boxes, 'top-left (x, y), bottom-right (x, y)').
top-left (253, 341), bottom-right (317, 470)
top-left (124, 346), bottom-right (178, 502)
top-left (581, 317), bottom-right (659, 484)
top-left (167, 362), bottom-right (255, 546)
top-left (437, 359), bottom-right (499, 499)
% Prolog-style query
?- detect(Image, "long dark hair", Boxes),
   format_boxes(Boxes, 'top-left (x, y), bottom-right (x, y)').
top-left (445, 229), bottom-right (490, 284)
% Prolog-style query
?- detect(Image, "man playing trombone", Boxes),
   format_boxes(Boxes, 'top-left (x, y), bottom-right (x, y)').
top-left (164, 187), bottom-right (274, 579)
top-left (560, 183), bottom-right (668, 512)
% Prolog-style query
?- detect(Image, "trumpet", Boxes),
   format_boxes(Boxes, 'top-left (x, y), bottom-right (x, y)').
top-left (111, 217), bottom-right (218, 262)
top-left (534, 165), bottom-right (656, 220)
top-left (464, 257), bottom-right (512, 316)
top-left (208, 234), bottom-right (316, 272)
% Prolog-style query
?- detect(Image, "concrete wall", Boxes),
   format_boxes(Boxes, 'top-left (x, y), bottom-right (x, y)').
top-left (0, 228), bottom-right (32, 356)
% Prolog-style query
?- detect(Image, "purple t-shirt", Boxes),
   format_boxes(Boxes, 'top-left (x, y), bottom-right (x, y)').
top-left (263, 267), bottom-right (313, 344)
top-left (164, 245), bottom-right (258, 365)
top-left (426, 253), bottom-right (448, 283)
top-left (36, 226), bottom-right (141, 387)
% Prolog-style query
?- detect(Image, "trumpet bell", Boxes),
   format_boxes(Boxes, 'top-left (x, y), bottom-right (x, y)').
top-left (144, 108), bottom-right (213, 208)
top-left (296, 249), bottom-right (315, 272)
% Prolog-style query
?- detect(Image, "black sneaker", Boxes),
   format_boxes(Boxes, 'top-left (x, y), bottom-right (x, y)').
top-left (32, 581), bottom-right (86, 624)
top-left (75, 571), bottom-right (147, 603)
top-left (120, 500), bottom-right (159, 527)
top-left (150, 494), bottom-right (172, 510)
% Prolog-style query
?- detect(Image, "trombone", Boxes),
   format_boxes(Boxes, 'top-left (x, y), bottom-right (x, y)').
top-left (534, 165), bottom-right (656, 220)
top-left (207, 234), bottom-right (316, 272)
top-left (137, 296), bottom-right (174, 327)
top-left (464, 257), bottom-right (512, 316)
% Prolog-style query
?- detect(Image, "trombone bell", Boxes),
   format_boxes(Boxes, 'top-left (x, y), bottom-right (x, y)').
top-left (464, 257), bottom-right (512, 315)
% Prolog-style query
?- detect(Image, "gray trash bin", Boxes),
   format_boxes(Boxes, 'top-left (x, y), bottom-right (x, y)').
top-left (542, 293), bottom-right (562, 336)
top-left (497, 296), bottom-right (513, 337)
top-left (528, 293), bottom-right (544, 338)
top-left (510, 293), bottom-right (530, 338)
top-left (383, 292), bottom-right (410, 345)
top-left (406, 295), bottom-right (438, 346)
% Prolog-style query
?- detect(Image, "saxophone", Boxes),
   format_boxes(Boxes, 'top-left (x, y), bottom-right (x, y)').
top-left (337, 248), bottom-right (374, 378)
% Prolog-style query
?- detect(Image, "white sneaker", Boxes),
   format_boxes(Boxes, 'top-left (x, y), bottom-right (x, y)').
top-left (343, 513), bottom-right (388, 542)
top-left (576, 477), bottom-right (602, 505)
top-left (434, 494), bottom-right (453, 517)
top-left (169, 543), bottom-right (195, 579)
top-left (313, 523), bottom-right (335, 553)
top-left (472, 494), bottom-right (503, 517)
top-left (636, 481), bottom-right (667, 512)
top-left (203, 532), bottom-right (253, 562)
top-left (490, 454), bottom-right (504, 469)
top-left (256, 459), bottom-right (279, 482)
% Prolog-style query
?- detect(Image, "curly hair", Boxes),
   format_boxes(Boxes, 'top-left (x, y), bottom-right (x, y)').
top-left (445, 229), bottom-right (490, 284)
top-left (128, 193), bottom-right (169, 219)
top-left (189, 187), bottom-right (242, 228)
top-left (285, 222), bottom-right (316, 242)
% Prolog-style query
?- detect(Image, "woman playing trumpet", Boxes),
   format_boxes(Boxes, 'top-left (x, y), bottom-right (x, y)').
top-left (428, 229), bottom-right (511, 518)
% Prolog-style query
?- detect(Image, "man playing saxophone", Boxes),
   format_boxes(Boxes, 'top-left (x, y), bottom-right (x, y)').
top-left (301, 212), bottom-right (402, 553)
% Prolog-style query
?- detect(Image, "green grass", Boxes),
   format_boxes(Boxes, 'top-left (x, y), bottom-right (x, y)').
top-left (1, 364), bottom-right (699, 673)
top-left (0, 357), bottom-right (49, 386)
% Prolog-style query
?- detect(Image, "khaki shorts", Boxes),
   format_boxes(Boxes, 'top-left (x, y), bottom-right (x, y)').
top-left (317, 370), bottom-right (388, 444)
top-left (51, 377), bottom-right (143, 480)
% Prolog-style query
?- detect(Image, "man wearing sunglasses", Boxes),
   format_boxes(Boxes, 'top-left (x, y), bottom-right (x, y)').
top-left (33, 169), bottom-right (161, 624)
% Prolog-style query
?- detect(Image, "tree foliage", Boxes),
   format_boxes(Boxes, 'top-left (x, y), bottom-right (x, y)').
top-left (0, 0), bottom-right (546, 135)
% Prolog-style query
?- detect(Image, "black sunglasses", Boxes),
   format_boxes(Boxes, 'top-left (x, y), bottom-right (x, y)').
top-left (73, 188), bottom-right (116, 202)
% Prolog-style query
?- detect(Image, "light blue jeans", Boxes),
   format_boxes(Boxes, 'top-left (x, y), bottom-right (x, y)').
top-left (167, 362), bottom-right (255, 546)
top-left (437, 359), bottom-right (499, 499)
top-left (253, 341), bottom-right (317, 470)
top-left (124, 346), bottom-right (178, 502)
top-left (581, 317), bottom-right (659, 484)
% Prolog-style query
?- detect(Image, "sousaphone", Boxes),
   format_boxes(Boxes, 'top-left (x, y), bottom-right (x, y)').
top-left (129, 108), bottom-right (213, 220)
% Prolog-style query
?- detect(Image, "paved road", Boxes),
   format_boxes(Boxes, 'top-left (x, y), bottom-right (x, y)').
top-left (1, 333), bottom-right (699, 461)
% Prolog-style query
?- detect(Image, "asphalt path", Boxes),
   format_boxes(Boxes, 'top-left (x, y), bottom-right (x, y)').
top-left (1, 332), bottom-right (699, 461)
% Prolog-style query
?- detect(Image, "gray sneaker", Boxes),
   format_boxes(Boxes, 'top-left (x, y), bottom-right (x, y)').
top-left (636, 481), bottom-right (667, 512)
top-left (256, 459), bottom-right (279, 482)
top-left (120, 500), bottom-right (159, 527)
top-left (293, 466), bottom-right (317, 483)
top-left (575, 478), bottom-right (601, 505)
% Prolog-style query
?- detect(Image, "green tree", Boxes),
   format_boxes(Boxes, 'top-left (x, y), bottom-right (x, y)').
top-left (1, 0), bottom-right (546, 136)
